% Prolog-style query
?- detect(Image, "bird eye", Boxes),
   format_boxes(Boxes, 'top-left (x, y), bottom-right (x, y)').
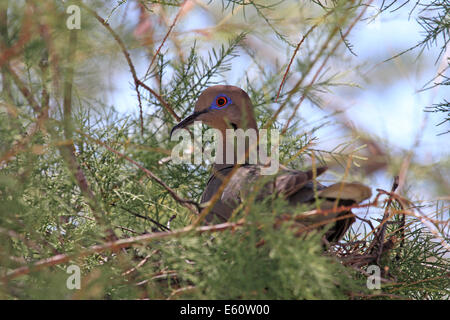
top-left (209, 94), bottom-right (232, 110)
top-left (216, 96), bottom-right (228, 107)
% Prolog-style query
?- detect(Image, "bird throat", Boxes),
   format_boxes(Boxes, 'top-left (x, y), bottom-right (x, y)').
top-left (213, 125), bottom-right (260, 169)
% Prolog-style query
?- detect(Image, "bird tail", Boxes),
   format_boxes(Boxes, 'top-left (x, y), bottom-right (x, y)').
top-left (317, 182), bottom-right (372, 204)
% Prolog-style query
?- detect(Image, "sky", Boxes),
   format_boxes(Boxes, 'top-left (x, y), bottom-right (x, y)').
top-left (106, 1), bottom-right (449, 181)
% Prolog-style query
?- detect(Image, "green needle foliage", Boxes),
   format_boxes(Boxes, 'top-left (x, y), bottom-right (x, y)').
top-left (0, 0), bottom-right (448, 300)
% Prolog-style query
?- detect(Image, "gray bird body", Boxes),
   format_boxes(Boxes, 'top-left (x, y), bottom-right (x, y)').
top-left (200, 163), bottom-right (370, 242)
top-left (171, 85), bottom-right (372, 242)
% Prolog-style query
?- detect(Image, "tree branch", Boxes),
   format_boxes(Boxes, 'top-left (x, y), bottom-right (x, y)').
top-left (1, 220), bottom-right (244, 282)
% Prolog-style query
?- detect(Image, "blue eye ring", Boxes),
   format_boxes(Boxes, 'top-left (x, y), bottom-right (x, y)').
top-left (209, 94), bottom-right (232, 110)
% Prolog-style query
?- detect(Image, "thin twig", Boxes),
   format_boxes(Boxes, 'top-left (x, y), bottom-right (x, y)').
top-left (167, 285), bottom-right (196, 300)
top-left (1, 220), bottom-right (244, 282)
top-left (6, 65), bottom-right (40, 113)
top-left (281, 1), bottom-right (374, 134)
top-left (275, 24), bottom-right (318, 102)
top-left (145, 1), bottom-right (187, 77)
top-left (77, 130), bottom-right (199, 214)
top-left (80, 2), bottom-right (181, 134)
top-left (117, 205), bottom-right (170, 232)
top-left (0, 5), bottom-right (32, 68)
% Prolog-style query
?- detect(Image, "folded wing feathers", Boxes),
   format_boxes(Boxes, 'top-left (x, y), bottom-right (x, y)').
top-left (221, 165), bottom-right (371, 208)
top-left (275, 166), bottom-right (328, 197)
top-left (317, 182), bottom-right (372, 203)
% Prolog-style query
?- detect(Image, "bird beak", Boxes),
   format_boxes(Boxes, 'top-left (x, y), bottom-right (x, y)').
top-left (170, 109), bottom-right (208, 138)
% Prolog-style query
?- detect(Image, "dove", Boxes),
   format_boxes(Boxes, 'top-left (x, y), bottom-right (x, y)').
top-left (171, 85), bottom-right (371, 242)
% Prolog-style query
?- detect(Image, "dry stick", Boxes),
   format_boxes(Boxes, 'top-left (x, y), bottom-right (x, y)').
top-left (283, 140), bottom-right (314, 165)
top-left (282, 1), bottom-right (374, 134)
top-left (357, 188), bottom-right (450, 252)
top-left (77, 130), bottom-right (199, 214)
top-left (0, 67), bottom-right (50, 166)
top-left (81, 4), bottom-right (181, 134)
top-left (0, 4), bottom-right (32, 68)
top-left (1, 221), bottom-right (244, 282)
top-left (145, 0), bottom-right (187, 77)
top-left (81, 4), bottom-right (144, 134)
top-left (167, 285), bottom-right (196, 300)
top-left (350, 292), bottom-right (409, 300)
top-left (387, 274), bottom-right (450, 293)
top-left (371, 176), bottom-right (398, 263)
top-left (121, 253), bottom-right (154, 276)
top-left (264, 1), bottom-right (372, 131)
top-left (6, 66), bottom-right (40, 113)
top-left (136, 79), bottom-right (181, 121)
top-left (275, 14), bottom-right (330, 102)
top-left (264, 23), bottom-right (340, 131)
top-left (359, 191), bottom-right (427, 241)
top-left (243, 179), bottom-right (381, 239)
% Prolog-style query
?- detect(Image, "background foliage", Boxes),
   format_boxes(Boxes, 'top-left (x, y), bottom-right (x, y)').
top-left (0, 0), bottom-right (448, 299)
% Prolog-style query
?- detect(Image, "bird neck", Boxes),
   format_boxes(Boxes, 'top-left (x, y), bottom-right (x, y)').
top-left (213, 126), bottom-right (260, 167)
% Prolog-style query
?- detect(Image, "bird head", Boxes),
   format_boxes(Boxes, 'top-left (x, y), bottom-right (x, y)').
top-left (170, 85), bottom-right (258, 137)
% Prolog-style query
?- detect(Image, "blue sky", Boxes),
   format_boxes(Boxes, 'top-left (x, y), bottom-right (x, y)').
top-left (106, 1), bottom-right (449, 172)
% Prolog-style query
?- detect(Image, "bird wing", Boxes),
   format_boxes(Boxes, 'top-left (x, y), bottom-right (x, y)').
top-left (221, 165), bottom-right (328, 206)
top-left (220, 165), bottom-right (260, 206)
top-left (317, 182), bottom-right (372, 204)
top-left (214, 165), bottom-right (371, 242)
top-left (274, 166), bottom-right (328, 197)
top-left (292, 182), bottom-right (372, 242)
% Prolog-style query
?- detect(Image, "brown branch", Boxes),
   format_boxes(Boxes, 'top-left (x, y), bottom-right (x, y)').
top-left (275, 20), bottom-right (324, 102)
top-left (136, 79), bottom-right (180, 121)
top-left (264, 24), bottom-right (340, 130)
top-left (0, 65), bottom-right (50, 166)
top-left (80, 4), bottom-right (144, 134)
top-left (386, 274), bottom-right (450, 292)
top-left (0, 4), bottom-right (33, 68)
top-left (80, 3), bottom-right (181, 134)
top-left (1, 220), bottom-right (244, 282)
top-left (121, 253), bottom-right (154, 276)
top-left (281, 1), bottom-right (374, 134)
top-left (167, 285), bottom-right (196, 300)
top-left (145, 0), bottom-right (187, 76)
top-left (6, 65), bottom-right (41, 113)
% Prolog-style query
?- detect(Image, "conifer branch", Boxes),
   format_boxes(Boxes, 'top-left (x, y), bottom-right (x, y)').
top-left (1, 221), bottom-right (244, 282)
